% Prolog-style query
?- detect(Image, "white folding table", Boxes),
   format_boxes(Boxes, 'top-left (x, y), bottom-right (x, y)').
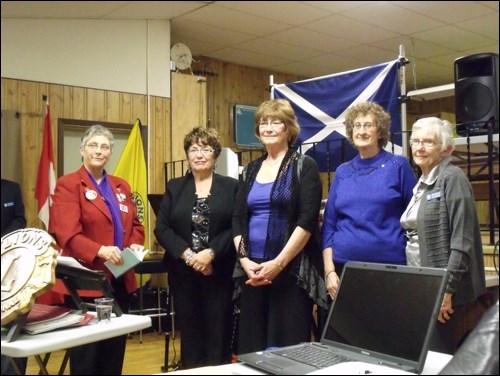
top-left (1, 313), bottom-right (151, 375)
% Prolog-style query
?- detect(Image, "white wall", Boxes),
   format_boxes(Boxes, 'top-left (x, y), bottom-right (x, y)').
top-left (215, 148), bottom-right (240, 179)
top-left (1, 19), bottom-right (170, 98)
top-left (147, 20), bottom-right (170, 98)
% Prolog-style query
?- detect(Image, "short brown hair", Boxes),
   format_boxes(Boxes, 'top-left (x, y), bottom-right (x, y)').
top-left (183, 127), bottom-right (222, 158)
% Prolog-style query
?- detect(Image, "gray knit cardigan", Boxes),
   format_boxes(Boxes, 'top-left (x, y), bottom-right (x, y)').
top-left (416, 158), bottom-right (486, 306)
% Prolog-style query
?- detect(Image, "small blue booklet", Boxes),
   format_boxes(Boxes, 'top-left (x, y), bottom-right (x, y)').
top-left (104, 247), bottom-right (149, 278)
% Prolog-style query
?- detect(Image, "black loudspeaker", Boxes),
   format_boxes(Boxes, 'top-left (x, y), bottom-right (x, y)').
top-left (454, 53), bottom-right (499, 136)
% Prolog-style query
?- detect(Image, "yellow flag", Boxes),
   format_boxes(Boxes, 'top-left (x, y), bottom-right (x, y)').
top-left (114, 119), bottom-right (148, 249)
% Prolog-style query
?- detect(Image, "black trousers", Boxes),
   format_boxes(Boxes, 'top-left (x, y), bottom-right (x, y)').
top-left (67, 336), bottom-right (127, 375)
top-left (169, 270), bottom-right (234, 369)
top-left (429, 295), bottom-right (492, 356)
top-left (64, 277), bottom-right (130, 375)
top-left (237, 272), bottom-right (313, 354)
top-left (1, 355), bottom-right (27, 375)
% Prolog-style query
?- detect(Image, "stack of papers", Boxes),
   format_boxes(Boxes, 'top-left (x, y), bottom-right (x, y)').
top-left (23, 304), bottom-right (92, 335)
top-left (56, 255), bottom-right (93, 271)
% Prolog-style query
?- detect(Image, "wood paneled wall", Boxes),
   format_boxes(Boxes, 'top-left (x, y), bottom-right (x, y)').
top-left (1, 78), bottom-right (170, 237)
top-left (191, 57), bottom-right (306, 152)
top-left (407, 96), bottom-right (456, 115)
top-left (171, 73), bottom-right (207, 163)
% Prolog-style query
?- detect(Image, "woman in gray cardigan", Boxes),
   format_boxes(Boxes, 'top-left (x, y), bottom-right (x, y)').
top-left (400, 117), bottom-right (486, 354)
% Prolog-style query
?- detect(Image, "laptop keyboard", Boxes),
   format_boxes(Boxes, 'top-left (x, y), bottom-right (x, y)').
top-left (272, 345), bottom-right (351, 369)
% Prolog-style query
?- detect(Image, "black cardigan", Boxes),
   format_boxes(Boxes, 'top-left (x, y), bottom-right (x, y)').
top-left (232, 150), bottom-right (329, 309)
top-left (232, 151), bottom-right (322, 252)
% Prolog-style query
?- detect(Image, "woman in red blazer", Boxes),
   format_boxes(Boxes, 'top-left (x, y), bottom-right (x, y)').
top-left (50, 124), bottom-right (144, 375)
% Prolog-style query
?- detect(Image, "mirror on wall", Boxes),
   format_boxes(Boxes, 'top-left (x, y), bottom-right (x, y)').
top-left (57, 119), bottom-right (147, 177)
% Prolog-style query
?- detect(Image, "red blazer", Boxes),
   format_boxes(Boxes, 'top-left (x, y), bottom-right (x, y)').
top-left (50, 166), bottom-right (145, 295)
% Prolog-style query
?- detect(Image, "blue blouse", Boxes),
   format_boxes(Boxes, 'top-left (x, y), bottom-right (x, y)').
top-left (248, 180), bottom-right (273, 259)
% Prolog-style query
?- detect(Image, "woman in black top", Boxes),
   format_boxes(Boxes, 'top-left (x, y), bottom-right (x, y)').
top-left (154, 127), bottom-right (239, 369)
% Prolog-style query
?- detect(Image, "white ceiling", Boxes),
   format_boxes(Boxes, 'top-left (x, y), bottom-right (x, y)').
top-left (2, 1), bottom-right (499, 89)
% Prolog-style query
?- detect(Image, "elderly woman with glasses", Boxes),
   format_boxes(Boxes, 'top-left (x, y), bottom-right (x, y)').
top-left (321, 102), bottom-right (417, 303)
top-left (155, 126), bottom-right (239, 369)
top-left (232, 99), bottom-right (328, 354)
top-left (400, 117), bottom-right (486, 354)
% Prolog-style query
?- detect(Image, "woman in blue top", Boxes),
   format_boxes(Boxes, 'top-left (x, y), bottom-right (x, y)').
top-left (233, 99), bottom-right (327, 354)
top-left (322, 102), bottom-right (417, 299)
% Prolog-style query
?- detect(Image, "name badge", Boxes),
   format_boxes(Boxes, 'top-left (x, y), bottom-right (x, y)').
top-left (85, 190), bottom-right (98, 201)
top-left (427, 192), bottom-right (441, 200)
top-left (119, 204), bottom-right (128, 213)
top-left (116, 193), bottom-right (126, 202)
top-left (4, 202), bottom-right (14, 207)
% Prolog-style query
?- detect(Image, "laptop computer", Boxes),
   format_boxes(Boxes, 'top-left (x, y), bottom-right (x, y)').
top-left (238, 261), bottom-right (448, 375)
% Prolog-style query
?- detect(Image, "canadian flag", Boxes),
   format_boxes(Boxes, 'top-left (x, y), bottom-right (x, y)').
top-left (35, 99), bottom-right (56, 230)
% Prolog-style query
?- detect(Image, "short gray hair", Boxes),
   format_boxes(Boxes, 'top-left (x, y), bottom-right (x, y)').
top-left (412, 117), bottom-right (455, 153)
top-left (80, 124), bottom-right (114, 149)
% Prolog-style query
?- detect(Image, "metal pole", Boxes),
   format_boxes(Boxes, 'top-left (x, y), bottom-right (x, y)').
top-left (269, 74), bottom-right (274, 99)
top-left (399, 44), bottom-right (409, 158)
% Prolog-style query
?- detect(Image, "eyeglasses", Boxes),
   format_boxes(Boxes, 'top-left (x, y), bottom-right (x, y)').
top-left (85, 143), bottom-right (111, 152)
top-left (188, 148), bottom-right (214, 156)
top-left (351, 122), bottom-right (376, 131)
top-left (409, 139), bottom-right (440, 148)
top-left (258, 121), bottom-right (284, 129)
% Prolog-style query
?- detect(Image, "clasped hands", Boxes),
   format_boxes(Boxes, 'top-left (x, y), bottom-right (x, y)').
top-left (185, 248), bottom-right (214, 276)
top-left (242, 258), bottom-right (282, 286)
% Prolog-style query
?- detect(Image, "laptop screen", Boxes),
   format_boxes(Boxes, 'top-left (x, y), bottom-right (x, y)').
top-left (322, 262), bottom-right (447, 369)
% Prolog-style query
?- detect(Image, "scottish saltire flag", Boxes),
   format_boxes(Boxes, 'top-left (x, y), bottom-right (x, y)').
top-left (272, 60), bottom-right (401, 171)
